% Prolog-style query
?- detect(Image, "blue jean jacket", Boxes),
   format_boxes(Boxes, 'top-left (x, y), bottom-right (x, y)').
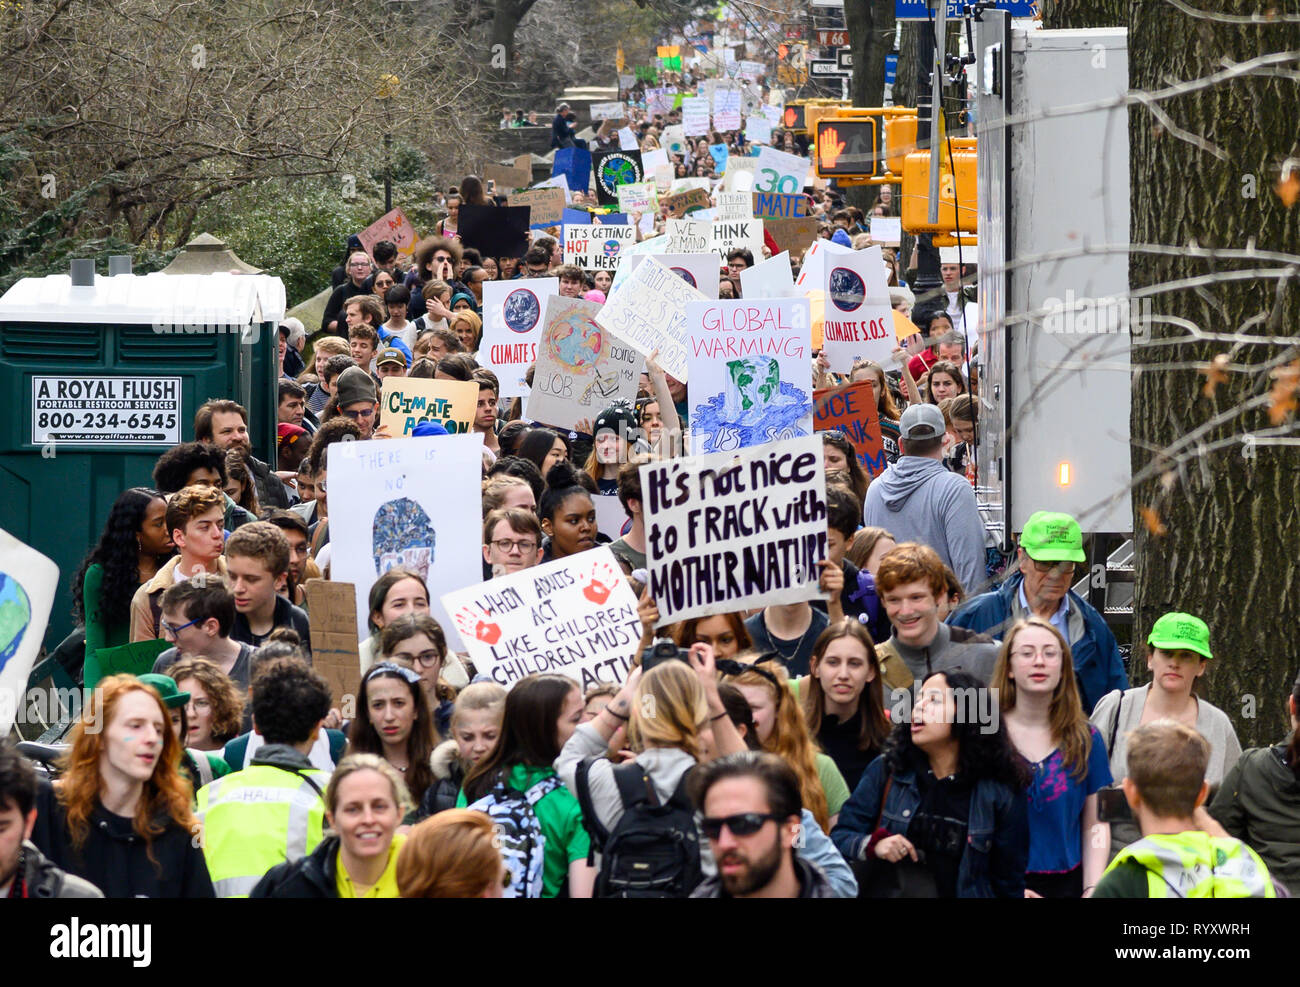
top-left (831, 754), bottom-right (1029, 898)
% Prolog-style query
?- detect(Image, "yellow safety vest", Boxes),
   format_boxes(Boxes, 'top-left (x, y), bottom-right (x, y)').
top-left (196, 764), bottom-right (327, 898)
top-left (1104, 831), bottom-right (1277, 898)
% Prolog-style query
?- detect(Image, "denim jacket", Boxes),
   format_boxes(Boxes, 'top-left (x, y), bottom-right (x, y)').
top-left (831, 754), bottom-right (1028, 898)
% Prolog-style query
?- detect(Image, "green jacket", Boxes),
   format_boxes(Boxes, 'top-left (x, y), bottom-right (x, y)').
top-left (1210, 743), bottom-right (1300, 896)
top-left (458, 763), bottom-right (591, 898)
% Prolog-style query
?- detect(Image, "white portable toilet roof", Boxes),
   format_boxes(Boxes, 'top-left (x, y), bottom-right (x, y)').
top-left (0, 271), bottom-right (287, 326)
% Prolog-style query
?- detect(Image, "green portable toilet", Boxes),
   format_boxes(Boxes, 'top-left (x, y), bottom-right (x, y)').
top-left (0, 254), bottom-right (286, 653)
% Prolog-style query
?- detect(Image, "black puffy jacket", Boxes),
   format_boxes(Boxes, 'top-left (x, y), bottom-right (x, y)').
top-left (250, 834), bottom-right (339, 898)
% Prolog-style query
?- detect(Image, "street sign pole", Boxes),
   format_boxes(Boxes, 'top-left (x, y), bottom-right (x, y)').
top-left (927, 0), bottom-right (945, 226)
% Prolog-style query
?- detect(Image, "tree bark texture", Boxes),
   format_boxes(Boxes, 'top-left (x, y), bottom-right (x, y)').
top-left (843, 0), bottom-right (896, 212)
top-left (1129, 0), bottom-right (1300, 745)
top-left (1042, 0), bottom-right (1126, 29)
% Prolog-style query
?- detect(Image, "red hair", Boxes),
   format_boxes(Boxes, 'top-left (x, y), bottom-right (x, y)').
top-left (56, 675), bottom-right (198, 862)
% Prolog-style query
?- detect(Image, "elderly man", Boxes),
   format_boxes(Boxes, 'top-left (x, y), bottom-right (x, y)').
top-left (946, 511), bottom-right (1128, 713)
top-left (321, 250), bottom-right (374, 336)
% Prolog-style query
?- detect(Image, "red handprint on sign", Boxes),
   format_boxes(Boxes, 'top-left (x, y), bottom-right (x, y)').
top-left (818, 126), bottom-right (847, 170)
top-left (454, 604), bottom-right (502, 645)
top-left (582, 558), bottom-right (621, 605)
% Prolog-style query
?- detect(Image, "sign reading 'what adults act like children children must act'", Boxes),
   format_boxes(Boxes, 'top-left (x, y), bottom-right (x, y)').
top-left (640, 435), bottom-right (829, 626)
top-left (441, 546), bottom-right (642, 691)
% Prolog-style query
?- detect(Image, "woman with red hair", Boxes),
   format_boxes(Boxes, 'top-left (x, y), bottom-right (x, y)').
top-left (29, 674), bottom-right (214, 897)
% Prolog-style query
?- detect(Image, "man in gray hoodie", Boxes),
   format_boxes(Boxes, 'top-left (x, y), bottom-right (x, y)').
top-left (863, 402), bottom-right (987, 595)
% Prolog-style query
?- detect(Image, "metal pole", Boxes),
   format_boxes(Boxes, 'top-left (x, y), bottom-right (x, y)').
top-left (927, 0), bottom-right (946, 225)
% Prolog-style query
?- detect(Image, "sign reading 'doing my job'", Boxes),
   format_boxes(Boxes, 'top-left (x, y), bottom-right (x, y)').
top-left (441, 546), bottom-right (642, 691)
top-left (640, 435), bottom-right (828, 625)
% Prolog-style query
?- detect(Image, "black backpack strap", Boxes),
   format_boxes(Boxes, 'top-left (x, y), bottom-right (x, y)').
top-left (574, 756), bottom-right (612, 861)
top-left (665, 765), bottom-right (695, 811)
top-left (612, 761), bottom-right (660, 810)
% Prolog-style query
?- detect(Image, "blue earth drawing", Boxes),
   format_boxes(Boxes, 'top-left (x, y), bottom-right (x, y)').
top-left (693, 357), bottom-right (811, 453)
top-left (0, 573), bottom-right (32, 677)
top-left (599, 154), bottom-right (640, 193)
top-left (372, 497), bottom-right (436, 580)
top-left (602, 239), bottom-right (621, 258)
top-left (546, 312), bottom-right (603, 371)
top-left (829, 266), bottom-right (866, 313)
top-left (503, 289), bottom-right (541, 333)
top-left (669, 267), bottom-right (698, 287)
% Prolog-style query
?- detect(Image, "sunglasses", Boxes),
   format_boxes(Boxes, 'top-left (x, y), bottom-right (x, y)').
top-left (700, 812), bottom-right (785, 840)
top-left (1029, 559), bottom-right (1077, 576)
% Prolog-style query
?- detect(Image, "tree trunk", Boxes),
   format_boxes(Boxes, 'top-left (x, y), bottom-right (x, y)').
top-left (1129, 0), bottom-right (1300, 745)
top-left (1041, 0), bottom-right (1126, 28)
top-left (842, 0), bottom-right (895, 212)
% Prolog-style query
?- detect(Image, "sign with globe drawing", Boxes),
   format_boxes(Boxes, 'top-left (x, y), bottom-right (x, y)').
top-left (593, 149), bottom-right (645, 206)
top-left (0, 529), bottom-right (60, 737)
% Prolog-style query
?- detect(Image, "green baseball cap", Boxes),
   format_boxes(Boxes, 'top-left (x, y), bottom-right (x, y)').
top-left (1019, 511), bottom-right (1086, 563)
top-left (1147, 612), bottom-right (1213, 660)
top-left (138, 673), bottom-right (191, 709)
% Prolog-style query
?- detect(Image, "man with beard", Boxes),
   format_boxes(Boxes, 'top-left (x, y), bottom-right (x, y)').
top-left (689, 752), bottom-right (833, 898)
top-left (194, 399), bottom-right (292, 509)
top-left (0, 745), bottom-right (102, 898)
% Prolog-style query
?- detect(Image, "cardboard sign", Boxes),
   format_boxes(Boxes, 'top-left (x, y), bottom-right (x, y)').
top-left (484, 154), bottom-right (533, 191)
top-left (713, 88), bottom-right (742, 131)
top-left (813, 382), bottom-right (888, 478)
top-left (552, 145), bottom-right (593, 193)
top-left (763, 216), bottom-right (819, 258)
top-left (0, 530), bottom-right (60, 737)
top-left (458, 204), bottom-right (529, 259)
top-left (616, 180), bottom-right (658, 216)
top-left (665, 217), bottom-right (713, 254)
top-left (563, 224), bottom-right (635, 270)
top-left (590, 101), bottom-right (627, 121)
top-left (304, 580), bottom-right (361, 705)
top-left (592, 149), bottom-right (645, 207)
top-left (740, 250), bottom-right (795, 298)
top-left (380, 378), bottom-right (480, 437)
top-left (870, 216), bottom-right (902, 246)
top-left (714, 192), bottom-right (751, 221)
top-left (596, 257), bottom-right (705, 382)
top-left (640, 436), bottom-right (828, 625)
top-left (682, 96), bottom-right (711, 136)
top-left (686, 298), bottom-right (813, 454)
top-left (358, 207), bottom-right (419, 262)
top-left (821, 245), bottom-right (895, 372)
top-left (662, 186), bottom-right (712, 218)
top-left (524, 296), bottom-right (642, 434)
top-left (753, 191), bottom-right (809, 219)
top-left (480, 278), bottom-right (559, 397)
top-left (441, 546), bottom-right (642, 691)
top-left (328, 435), bottom-right (485, 653)
top-left (753, 145), bottom-right (811, 195)
top-left (510, 187), bottom-right (566, 229)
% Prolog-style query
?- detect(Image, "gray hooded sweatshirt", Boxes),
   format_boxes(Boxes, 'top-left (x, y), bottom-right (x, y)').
top-left (863, 455), bottom-right (987, 594)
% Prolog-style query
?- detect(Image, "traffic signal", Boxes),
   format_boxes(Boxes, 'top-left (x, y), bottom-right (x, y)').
top-left (814, 118), bottom-right (880, 178)
top-left (783, 103), bottom-right (806, 131)
top-left (900, 138), bottom-right (977, 234)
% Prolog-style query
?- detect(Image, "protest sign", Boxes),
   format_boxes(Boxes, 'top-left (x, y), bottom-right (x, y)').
top-left (669, 176), bottom-right (712, 195)
top-left (682, 96), bottom-right (711, 136)
top-left (480, 278), bottom-right (559, 397)
top-left (753, 145), bottom-right (811, 195)
top-left (745, 116), bottom-right (774, 145)
top-left (739, 60), bottom-right (765, 81)
top-left (642, 147), bottom-right (672, 189)
top-left (765, 216), bottom-right (820, 258)
top-left (870, 216), bottom-right (902, 246)
top-left (380, 378), bottom-right (479, 437)
top-left (458, 205), bottom-right (529, 259)
top-left (740, 250), bottom-right (795, 298)
top-left (590, 101), bottom-right (627, 121)
top-left (794, 238), bottom-right (853, 291)
top-left (722, 155), bottom-right (757, 192)
top-left (441, 546), bottom-right (641, 691)
top-left (713, 88), bottom-right (742, 131)
top-left (484, 154), bottom-right (533, 191)
top-left (619, 73), bottom-right (636, 90)
top-left (821, 245), bottom-right (895, 372)
top-left (711, 216), bottom-right (764, 260)
top-left (509, 187), bottom-right (566, 229)
top-left (563, 223), bottom-right (635, 270)
top-left (753, 190), bottom-right (809, 219)
top-left (303, 580), bottom-right (360, 706)
top-left (527, 296), bottom-right (642, 432)
top-left (616, 180), bottom-right (658, 216)
top-left (552, 145), bottom-right (593, 193)
top-left (0, 529), bottom-right (59, 737)
top-left (358, 208), bottom-right (418, 262)
top-left (714, 191), bottom-right (751, 221)
top-left (613, 252), bottom-right (719, 299)
top-left (329, 434), bottom-right (484, 652)
top-left (761, 104), bottom-right (784, 127)
top-left (686, 298), bottom-right (813, 453)
top-left (592, 149), bottom-right (644, 207)
top-left (640, 436), bottom-right (828, 625)
top-left (596, 257), bottom-right (704, 381)
top-left (661, 125), bottom-right (686, 157)
top-left (708, 143), bottom-right (729, 173)
top-left (813, 382), bottom-right (888, 477)
top-left (661, 186), bottom-right (711, 218)
top-left (617, 126), bottom-right (639, 150)
top-left (665, 217), bottom-right (713, 254)
top-left (593, 494), bottom-right (630, 541)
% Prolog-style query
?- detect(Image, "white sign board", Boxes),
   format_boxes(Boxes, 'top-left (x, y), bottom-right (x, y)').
top-left (563, 224), bottom-right (635, 271)
top-left (31, 376), bottom-right (181, 446)
top-left (821, 245), bottom-right (896, 372)
top-left (0, 529), bottom-right (59, 737)
top-left (596, 257), bottom-right (705, 382)
top-left (740, 250), bottom-right (796, 299)
top-left (870, 216), bottom-right (902, 246)
top-left (590, 101), bottom-right (627, 121)
top-left (713, 88), bottom-right (742, 131)
top-left (479, 278), bottom-right (559, 397)
top-left (753, 145), bottom-right (811, 195)
top-left (682, 97), bottom-right (711, 137)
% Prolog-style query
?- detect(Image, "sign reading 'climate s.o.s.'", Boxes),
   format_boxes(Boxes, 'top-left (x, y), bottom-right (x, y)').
top-left (31, 375), bottom-right (182, 446)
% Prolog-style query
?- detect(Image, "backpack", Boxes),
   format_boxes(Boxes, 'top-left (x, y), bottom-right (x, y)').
top-left (575, 758), bottom-right (702, 899)
top-left (467, 775), bottom-right (564, 899)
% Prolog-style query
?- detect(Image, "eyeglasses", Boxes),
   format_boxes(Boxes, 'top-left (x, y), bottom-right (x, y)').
top-left (1030, 559), bottom-right (1077, 576)
top-left (317, 478), bottom-right (327, 493)
top-left (160, 616), bottom-right (201, 636)
top-left (394, 650), bottom-right (444, 668)
top-left (700, 812), bottom-right (784, 840)
top-left (341, 407), bottom-right (374, 420)
top-left (1011, 647), bottom-right (1062, 662)
top-left (490, 538), bottom-right (538, 555)
top-left (349, 261), bottom-right (371, 268)
top-left (187, 698), bottom-right (212, 712)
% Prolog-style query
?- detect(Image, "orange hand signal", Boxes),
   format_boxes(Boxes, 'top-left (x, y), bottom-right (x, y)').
top-left (819, 126), bottom-right (847, 169)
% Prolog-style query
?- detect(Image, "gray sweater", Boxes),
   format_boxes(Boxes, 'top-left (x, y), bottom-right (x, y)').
top-left (863, 455), bottom-right (987, 595)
